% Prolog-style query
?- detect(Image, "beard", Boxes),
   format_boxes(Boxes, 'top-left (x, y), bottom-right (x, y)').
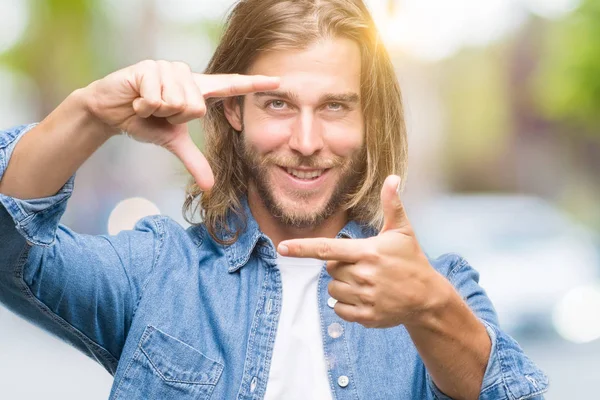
top-left (238, 136), bottom-right (365, 229)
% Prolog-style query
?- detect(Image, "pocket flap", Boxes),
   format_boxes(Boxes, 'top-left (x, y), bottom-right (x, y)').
top-left (139, 325), bottom-right (223, 385)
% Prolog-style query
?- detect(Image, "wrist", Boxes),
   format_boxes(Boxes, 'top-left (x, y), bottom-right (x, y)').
top-left (405, 271), bottom-right (458, 331)
top-left (71, 84), bottom-right (120, 139)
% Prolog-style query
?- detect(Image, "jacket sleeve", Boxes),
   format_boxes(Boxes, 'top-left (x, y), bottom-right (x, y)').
top-left (428, 254), bottom-right (549, 400)
top-left (0, 124), bottom-right (163, 375)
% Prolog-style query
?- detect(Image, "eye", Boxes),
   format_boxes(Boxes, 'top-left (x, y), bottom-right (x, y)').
top-left (326, 102), bottom-right (345, 111)
top-left (267, 100), bottom-right (287, 110)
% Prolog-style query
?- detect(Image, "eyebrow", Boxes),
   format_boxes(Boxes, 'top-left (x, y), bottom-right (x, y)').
top-left (254, 90), bottom-right (299, 103)
top-left (254, 90), bottom-right (361, 104)
top-left (321, 92), bottom-right (361, 104)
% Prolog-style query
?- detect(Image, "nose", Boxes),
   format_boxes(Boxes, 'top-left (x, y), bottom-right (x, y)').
top-left (288, 109), bottom-right (324, 156)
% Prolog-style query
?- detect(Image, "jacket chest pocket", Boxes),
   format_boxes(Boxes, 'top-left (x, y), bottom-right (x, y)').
top-left (113, 325), bottom-right (224, 400)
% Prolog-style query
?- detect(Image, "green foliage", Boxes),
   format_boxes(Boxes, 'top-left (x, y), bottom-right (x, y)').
top-left (535, 0), bottom-right (600, 133)
top-left (0, 0), bottom-right (111, 112)
top-left (439, 44), bottom-right (513, 163)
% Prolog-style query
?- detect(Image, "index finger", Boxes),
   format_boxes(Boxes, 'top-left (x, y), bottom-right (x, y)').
top-left (165, 133), bottom-right (214, 190)
top-left (278, 238), bottom-right (366, 262)
top-left (193, 73), bottom-right (280, 98)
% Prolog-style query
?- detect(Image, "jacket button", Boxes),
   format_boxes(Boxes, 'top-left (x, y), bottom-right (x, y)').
top-left (338, 375), bottom-right (349, 388)
top-left (328, 322), bottom-right (344, 338)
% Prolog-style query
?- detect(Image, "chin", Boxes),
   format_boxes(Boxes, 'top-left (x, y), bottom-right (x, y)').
top-left (271, 192), bottom-right (336, 228)
top-left (277, 187), bottom-right (331, 209)
top-left (282, 200), bottom-right (326, 218)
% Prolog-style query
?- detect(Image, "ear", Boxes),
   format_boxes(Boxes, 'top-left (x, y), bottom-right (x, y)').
top-left (223, 96), bottom-right (244, 131)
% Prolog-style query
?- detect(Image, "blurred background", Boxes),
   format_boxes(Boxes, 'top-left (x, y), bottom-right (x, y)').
top-left (1, 0), bottom-right (599, 398)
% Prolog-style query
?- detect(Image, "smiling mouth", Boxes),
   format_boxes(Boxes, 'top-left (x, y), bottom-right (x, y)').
top-left (282, 167), bottom-right (329, 180)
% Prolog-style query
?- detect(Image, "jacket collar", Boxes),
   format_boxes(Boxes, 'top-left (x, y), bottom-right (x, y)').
top-left (222, 197), bottom-right (379, 273)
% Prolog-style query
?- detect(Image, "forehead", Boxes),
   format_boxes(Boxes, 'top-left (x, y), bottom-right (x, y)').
top-left (247, 37), bottom-right (361, 100)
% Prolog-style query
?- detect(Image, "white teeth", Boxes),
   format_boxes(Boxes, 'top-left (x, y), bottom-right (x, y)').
top-left (286, 168), bottom-right (324, 179)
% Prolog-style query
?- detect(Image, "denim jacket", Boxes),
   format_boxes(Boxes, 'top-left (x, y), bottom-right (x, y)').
top-left (0, 124), bottom-right (548, 399)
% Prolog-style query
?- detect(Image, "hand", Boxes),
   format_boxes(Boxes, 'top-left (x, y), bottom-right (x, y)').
top-left (278, 175), bottom-right (450, 328)
top-left (82, 60), bottom-right (280, 190)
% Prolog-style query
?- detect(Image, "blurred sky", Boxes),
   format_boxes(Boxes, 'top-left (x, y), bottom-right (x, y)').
top-left (0, 0), bottom-right (581, 60)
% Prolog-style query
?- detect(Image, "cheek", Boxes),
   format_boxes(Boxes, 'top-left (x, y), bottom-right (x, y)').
top-left (323, 122), bottom-right (364, 156)
top-left (243, 110), bottom-right (292, 153)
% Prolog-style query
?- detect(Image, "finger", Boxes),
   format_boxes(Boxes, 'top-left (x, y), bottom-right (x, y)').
top-left (153, 61), bottom-right (187, 118)
top-left (167, 63), bottom-right (207, 125)
top-left (333, 302), bottom-right (361, 323)
top-left (326, 261), bottom-right (354, 284)
top-left (278, 238), bottom-right (366, 262)
top-left (194, 74), bottom-right (280, 99)
top-left (328, 279), bottom-right (356, 305)
top-left (326, 260), bottom-right (341, 276)
top-left (165, 133), bottom-right (214, 190)
top-left (132, 63), bottom-right (162, 118)
top-left (380, 174), bottom-right (412, 233)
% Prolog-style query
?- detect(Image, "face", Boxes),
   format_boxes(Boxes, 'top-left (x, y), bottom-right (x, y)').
top-left (225, 37), bottom-right (365, 228)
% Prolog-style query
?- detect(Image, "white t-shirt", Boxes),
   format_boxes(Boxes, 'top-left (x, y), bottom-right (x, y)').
top-left (264, 255), bottom-right (333, 400)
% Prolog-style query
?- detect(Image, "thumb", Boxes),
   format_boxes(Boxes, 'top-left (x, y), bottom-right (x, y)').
top-left (380, 175), bottom-right (411, 233)
top-left (165, 132), bottom-right (215, 191)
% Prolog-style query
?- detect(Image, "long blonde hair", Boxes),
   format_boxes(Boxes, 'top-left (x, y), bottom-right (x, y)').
top-left (183, 0), bottom-right (407, 244)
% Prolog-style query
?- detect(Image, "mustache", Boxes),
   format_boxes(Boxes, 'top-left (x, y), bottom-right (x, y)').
top-left (259, 153), bottom-right (345, 170)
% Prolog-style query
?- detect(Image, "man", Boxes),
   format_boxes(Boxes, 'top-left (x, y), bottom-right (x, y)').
top-left (0, 0), bottom-right (547, 399)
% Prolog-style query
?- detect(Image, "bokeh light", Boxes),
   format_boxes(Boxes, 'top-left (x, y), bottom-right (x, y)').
top-left (107, 197), bottom-right (161, 236)
top-left (553, 284), bottom-right (600, 344)
top-left (525, 0), bottom-right (581, 19)
top-left (0, 0), bottom-right (28, 53)
top-left (370, 0), bottom-right (581, 61)
top-left (155, 0), bottom-right (238, 22)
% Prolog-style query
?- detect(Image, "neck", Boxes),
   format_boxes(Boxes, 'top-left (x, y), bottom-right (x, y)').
top-left (247, 185), bottom-right (348, 249)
